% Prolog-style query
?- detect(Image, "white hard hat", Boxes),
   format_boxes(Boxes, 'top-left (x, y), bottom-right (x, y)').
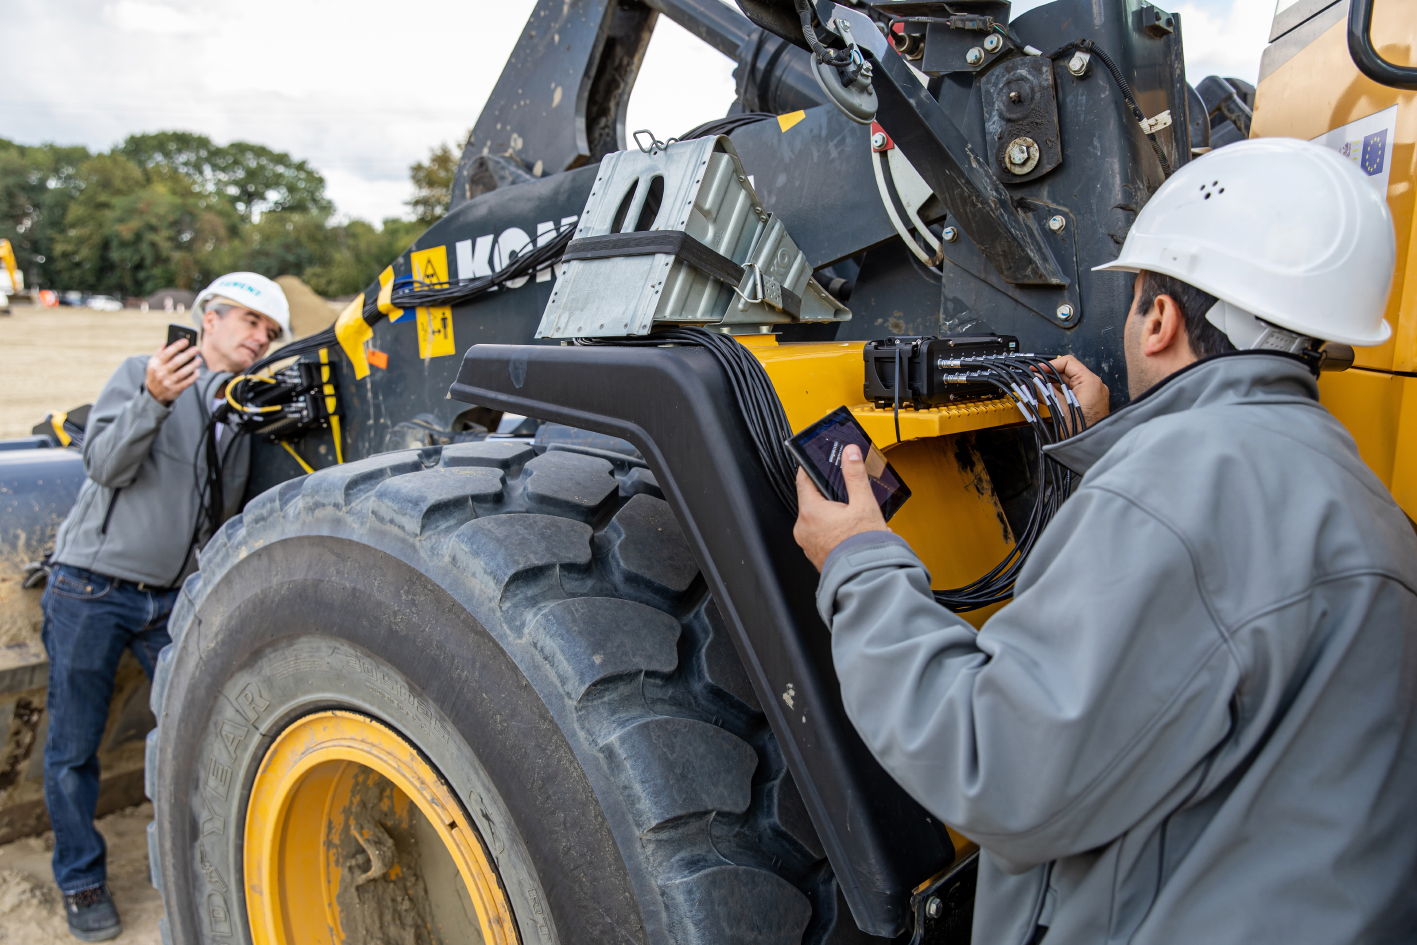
top-left (1094, 137), bottom-right (1395, 347)
top-left (193, 272), bottom-right (291, 339)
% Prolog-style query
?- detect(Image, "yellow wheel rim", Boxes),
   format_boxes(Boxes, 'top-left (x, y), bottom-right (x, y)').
top-left (244, 709), bottom-right (518, 945)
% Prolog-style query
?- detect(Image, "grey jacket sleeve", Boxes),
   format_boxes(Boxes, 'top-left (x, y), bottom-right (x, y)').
top-left (818, 486), bottom-right (1240, 873)
top-left (82, 357), bottom-right (174, 489)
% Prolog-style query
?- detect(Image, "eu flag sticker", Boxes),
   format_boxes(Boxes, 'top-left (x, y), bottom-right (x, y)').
top-left (1313, 105), bottom-right (1397, 197)
top-left (1362, 128), bottom-right (1387, 177)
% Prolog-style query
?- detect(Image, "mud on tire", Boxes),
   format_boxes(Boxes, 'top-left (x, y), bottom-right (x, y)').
top-left (145, 440), bottom-right (855, 944)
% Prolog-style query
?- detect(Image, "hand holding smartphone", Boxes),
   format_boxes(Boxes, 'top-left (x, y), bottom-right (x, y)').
top-left (147, 324), bottom-right (203, 406)
top-left (785, 406), bottom-right (912, 521)
top-left (166, 323), bottom-right (199, 350)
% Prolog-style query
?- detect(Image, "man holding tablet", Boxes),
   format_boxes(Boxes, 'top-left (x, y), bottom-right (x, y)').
top-left (793, 139), bottom-right (1417, 943)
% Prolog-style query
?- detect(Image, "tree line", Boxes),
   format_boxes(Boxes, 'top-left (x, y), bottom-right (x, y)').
top-left (0, 131), bottom-right (459, 299)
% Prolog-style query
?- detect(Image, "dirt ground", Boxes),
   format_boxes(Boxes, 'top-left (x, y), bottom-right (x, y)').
top-left (0, 304), bottom-right (175, 440)
top-left (0, 803), bottom-right (163, 943)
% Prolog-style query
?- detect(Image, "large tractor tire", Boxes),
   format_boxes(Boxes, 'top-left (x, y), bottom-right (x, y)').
top-left (145, 440), bottom-right (852, 945)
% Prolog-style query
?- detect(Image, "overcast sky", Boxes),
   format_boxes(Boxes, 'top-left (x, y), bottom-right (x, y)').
top-left (2, 0), bottom-right (1276, 224)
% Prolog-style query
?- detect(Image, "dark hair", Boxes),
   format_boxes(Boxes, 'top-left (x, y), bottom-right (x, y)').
top-left (1137, 270), bottom-right (1234, 358)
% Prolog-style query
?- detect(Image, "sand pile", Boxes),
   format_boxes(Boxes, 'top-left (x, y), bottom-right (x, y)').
top-left (275, 275), bottom-right (340, 338)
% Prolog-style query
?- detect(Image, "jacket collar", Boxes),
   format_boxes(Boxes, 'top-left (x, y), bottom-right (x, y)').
top-left (1044, 352), bottom-right (1320, 475)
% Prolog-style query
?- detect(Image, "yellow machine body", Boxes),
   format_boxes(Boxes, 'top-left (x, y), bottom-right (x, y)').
top-left (1254, 4), bottom-right (1417, 519)
top-left (742, 335), bottom-right (1025, 629)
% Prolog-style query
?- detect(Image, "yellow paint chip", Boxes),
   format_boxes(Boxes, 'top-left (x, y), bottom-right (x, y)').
top-left (777, 110), bottom-right (806, 133)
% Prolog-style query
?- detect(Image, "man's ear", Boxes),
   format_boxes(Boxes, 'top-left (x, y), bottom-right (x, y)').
top-left (1142, 293), bottom-right (1187, 357)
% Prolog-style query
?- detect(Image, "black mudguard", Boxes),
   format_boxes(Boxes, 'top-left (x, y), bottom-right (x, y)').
top-left (451, 343), bottom-right (955, 938)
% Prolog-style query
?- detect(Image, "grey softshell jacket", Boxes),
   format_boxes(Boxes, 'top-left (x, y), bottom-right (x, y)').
top-left (52, 355), bottom-right (250, 588)
top-left (818, 354), bottom-right (1417, 944)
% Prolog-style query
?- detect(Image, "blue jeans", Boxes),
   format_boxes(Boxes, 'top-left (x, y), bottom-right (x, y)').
top-left (41, 564), bottom-right (175, 895)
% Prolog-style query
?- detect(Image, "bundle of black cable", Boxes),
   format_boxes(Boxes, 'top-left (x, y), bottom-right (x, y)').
top-left (931, 355), bottom-right (1085, 611)
top-left (575, 328), bottom-right (1086, 613)
top-left (574, 328), bottom-right (800, 513)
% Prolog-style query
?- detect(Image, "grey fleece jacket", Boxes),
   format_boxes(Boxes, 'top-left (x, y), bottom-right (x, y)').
top-left (818, 354), bottom-right (1417, 944)
top-left (52, 355), bottom-right (250, 588)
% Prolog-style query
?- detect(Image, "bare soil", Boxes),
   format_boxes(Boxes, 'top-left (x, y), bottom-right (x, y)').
top-left (0, 304), bottom-right (175, 440)
top-left (0, 803), bottom-right (164, 943)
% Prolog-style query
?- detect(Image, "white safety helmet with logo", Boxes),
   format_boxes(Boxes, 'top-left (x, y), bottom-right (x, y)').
top-left (1094, 136), bottom-right (1395, 349)
top-left (192, 272), bottom-right (292, 340)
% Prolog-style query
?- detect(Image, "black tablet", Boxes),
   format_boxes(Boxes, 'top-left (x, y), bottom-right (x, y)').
top-left (786, 406), bottom-right (912, 521)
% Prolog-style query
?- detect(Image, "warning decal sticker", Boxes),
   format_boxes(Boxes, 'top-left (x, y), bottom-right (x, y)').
top-left (409, 246), bottom-right (456, 359)
top-left (1312, 104), bottom-right (1398, 197)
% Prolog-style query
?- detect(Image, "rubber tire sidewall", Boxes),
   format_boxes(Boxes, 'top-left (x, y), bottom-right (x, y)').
top-left (151, 534), bottom-right (645, 945)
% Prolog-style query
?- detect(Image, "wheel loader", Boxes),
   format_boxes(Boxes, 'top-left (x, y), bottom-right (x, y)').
top-left (0, 0), bottom-right (1413, 941)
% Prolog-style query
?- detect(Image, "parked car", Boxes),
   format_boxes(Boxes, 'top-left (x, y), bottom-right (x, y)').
top-left (86, 295), bottom-right (123, 311)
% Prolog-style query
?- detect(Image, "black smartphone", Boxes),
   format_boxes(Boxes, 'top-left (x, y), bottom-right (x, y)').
top-left (785, 406), bottom-right (912, 521)
top-left (167, 323), bottom-right (198, 350)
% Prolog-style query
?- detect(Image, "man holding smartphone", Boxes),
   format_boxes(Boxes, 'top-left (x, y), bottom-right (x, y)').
top-left (40, 272), bottom-right (288, 940)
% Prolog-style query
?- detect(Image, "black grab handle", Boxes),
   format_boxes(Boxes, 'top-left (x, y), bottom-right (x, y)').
top-left (1348, 0), bottom-right (1417, 91)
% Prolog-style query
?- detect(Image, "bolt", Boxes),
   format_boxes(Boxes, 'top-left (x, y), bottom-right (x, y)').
top-left (871, 131), bottom-right (888, 150)
top-left (1057, 303), bottom-right (1075, 320)
top-left (1048, 215), bottom-right (1066, 233)
top-left (1008, 91), bottom-right (1021, 103)
top-left (1068, 52), bottom-right (1090, 76)
top-left (966, 46), bottom-right (984, 66)
top-left (1004, 136), bottom-right (1039, 175)
top-left (983, 33), bottom-right (1003, 53)
top-left (942, 226), bottom-right (959, 242)
top-left (926, 897), bottom-right (943, 919)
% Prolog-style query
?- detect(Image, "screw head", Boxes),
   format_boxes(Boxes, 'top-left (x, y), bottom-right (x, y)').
top-left (1057, 303), bottom-right (1075, 320)
top-left (942, 226), bottom-right (959, 242)
top-left (1008, 143), bottom-right (1030, 165)
top-left (871, 131), bottom-right (888, 150)
top-left (1068, 52), bottom-right (1089, 76)
top-left (983, 33), bottom-right (1003, 53)
top-left (1048, 215), bottom-right (1066, 233)
top-left (965, 46), bottom-right (984, 65)
top-left (926, 897), bottom-right (943, 919)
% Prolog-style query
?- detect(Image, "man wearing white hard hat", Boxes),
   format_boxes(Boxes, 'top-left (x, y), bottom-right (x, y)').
top-left (793, 137), bottom-right (1417, 943)
top-left (40, 273), bottom-right (287, 940)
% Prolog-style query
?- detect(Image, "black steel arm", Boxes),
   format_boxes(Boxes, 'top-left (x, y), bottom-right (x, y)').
top-left (866, 46), bottom-right (1067, 285)
top-left (644, 0), bottom-right (754, 57)
top-left (1347, 0), bottom-right (1417, 91)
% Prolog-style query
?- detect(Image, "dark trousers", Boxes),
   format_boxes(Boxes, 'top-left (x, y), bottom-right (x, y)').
top-left (40, 564), bottom-right (174, 895)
